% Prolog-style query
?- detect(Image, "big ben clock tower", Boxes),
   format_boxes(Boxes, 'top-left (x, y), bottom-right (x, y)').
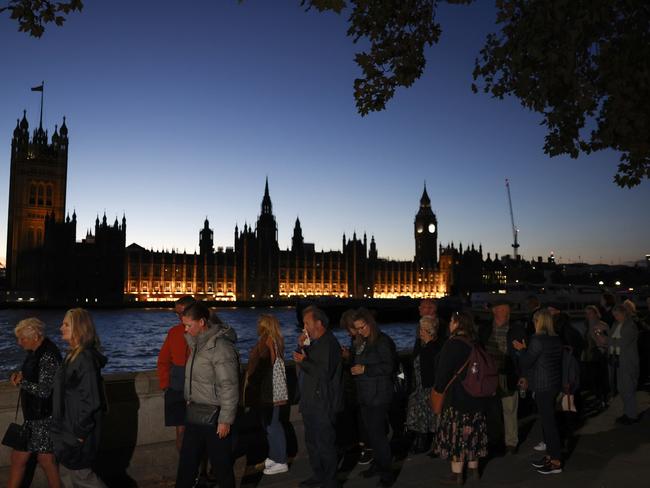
top-left (414, 183), bottom-right (437, 268)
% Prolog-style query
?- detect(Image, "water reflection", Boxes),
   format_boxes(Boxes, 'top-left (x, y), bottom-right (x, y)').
top-left (0, 307), bottom-right (417, 376)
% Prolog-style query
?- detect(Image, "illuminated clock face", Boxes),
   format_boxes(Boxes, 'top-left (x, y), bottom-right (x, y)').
top-left (417, 225), bottom-right (423, 234)
top-left (428, 223), bottom-right (436, 234)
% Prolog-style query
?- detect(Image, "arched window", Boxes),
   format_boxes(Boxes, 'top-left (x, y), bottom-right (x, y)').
top-left (46, 185), bottom-right (53, 206)
top-left (29, 184), bottom-right (36, 205)
top-left (37, 184), bottom-right (44, 206)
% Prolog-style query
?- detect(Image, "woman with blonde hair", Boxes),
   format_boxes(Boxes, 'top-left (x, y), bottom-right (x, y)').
top-left (513, 309), bottom-right (563, 474)
top-left (7, 318), bottom-right (62, 488)
top-left (51, 308), bottom-right (108, 488)
top-left (244, 314), bottom-right (289, 475)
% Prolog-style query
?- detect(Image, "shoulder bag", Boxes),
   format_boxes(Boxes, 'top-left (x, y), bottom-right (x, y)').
top-left (2, 392), bottom-right (29, 451)
top-left (271, 340), bottom-right (289, 403)
top-left (430, 356), bottom-right (470, 415)
top-left (185, 358), bottom-right (220, 426)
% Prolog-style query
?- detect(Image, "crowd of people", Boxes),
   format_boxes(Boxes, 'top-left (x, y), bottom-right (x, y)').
top-left (5, 292), bottom-right (650, 487)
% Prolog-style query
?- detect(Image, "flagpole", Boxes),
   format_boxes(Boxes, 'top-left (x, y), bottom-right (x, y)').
top-left (39, 81), bottom-right (44, 129)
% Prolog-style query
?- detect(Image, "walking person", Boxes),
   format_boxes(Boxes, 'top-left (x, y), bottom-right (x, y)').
top-left (293, 306), bottom-right (343, 488)
top-left (7, 318), bottom-right (62, 488)
top-left (351, 308), bottom-right (396, 487)
top-left (609, 304), bottom-right (639, 424)
top-left (406, 316), bottom-right (444, 454)
top-left (243, 314), bottom-right (289, 475)
top-left (157, 296), bottom-right (196, 452)
top-left (51, 309), bottom-right (108, 488)
top-left (175, 302), bottom-right (239, 488)
top-left (434, 311), bottom-right (488, 485)
top-left (513, 309), bottom-right (564, 475)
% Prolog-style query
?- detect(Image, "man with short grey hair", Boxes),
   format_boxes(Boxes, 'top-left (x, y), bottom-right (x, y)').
top-left (294, 306), bottom-right (343, 488)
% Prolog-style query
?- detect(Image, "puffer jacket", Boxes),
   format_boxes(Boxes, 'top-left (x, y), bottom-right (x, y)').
top-left (354, 332), bottom-right (394, 407)
top-left (184, 323), bottom-right (240, 425)
top-left (518, 334), bottom-right (563, 393)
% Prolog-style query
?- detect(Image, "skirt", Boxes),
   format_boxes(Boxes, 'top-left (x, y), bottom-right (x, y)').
top-left (434, 406), bottom-right (488, 461)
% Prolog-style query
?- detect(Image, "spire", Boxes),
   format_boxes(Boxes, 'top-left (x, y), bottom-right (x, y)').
top-left (420, 182), bottom-right (431, 208)
top-left (261, 178), bottom-right (272, 215)
top-left (72, 209), bottom-right (76, 221)
top-left (60, 116), bottom-right (67, 136)
top-left (204, 216), bottom-right (209, 228)
top-left (20, 110), bottom-right (28, 130)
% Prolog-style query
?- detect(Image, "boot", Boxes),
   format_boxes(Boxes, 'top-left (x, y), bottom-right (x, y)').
top-left (440, 472), bottom-right (464, 485)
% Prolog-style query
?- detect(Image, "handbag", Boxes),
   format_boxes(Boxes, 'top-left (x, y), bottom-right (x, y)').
top-left (271, 341), bottom-right (289, 403)
top-left (2, 393), bottom-right (29, 451)
top-left (185, 364), bottom-right (219, 426)
top-left (430, 357), bottom-right (470, 415)
top-left (185, 402), bottom-right (220, 426)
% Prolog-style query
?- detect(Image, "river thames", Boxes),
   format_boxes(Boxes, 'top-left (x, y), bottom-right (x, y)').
top-left (0, 307), bottom-right (418, 377)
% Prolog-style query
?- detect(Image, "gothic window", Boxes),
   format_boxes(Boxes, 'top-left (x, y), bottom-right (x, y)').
top-left (46, 185), bottom-right (52, 206)
top-left (29, 184), bottom-right (36, 205)
top-left (37, 184), bottom-right (44, 206)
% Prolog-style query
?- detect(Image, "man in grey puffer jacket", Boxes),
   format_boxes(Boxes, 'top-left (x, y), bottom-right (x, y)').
top-left (175, 302), bottom-right (239, 488)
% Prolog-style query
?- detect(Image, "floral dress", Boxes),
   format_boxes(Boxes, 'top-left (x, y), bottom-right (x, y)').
top-left (405, 355), bottom-right (437, 433)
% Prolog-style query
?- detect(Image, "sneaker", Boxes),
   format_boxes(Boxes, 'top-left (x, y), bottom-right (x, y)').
top-left (537, 461), bottom-right (562, 475)
top-left (531, 456), bottom-right (550, 468)
top-left (358, 448), bottom-right (374, 465)
top-left (263, 463), bottom-right (289, 475)
top-left (264, 458), bottom-right (276, 469)
top-left (533, 441), bottom-right (547, 452)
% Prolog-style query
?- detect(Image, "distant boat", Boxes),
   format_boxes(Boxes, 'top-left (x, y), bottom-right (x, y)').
top-left (470, 283), bottom-right (605, 317)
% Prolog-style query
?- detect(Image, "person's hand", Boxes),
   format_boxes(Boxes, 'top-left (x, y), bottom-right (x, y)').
top-left (351, 364), bottom-right (365, 376)
top-left (10, 372), bottom-right (23, 387)
top-left (293, 351), bottom-right (305, 363)
top-left (217, 423), bottom-right (230, 439)
top-left (77, 438), bottom-right (85, 444)
top-left (298, 332), bottom-right (307, 348)
top-left (512, 339), bottom-right (526, 351)
top-left (517, 377), bottom-right (528, 390)
top-left (341, 346), bottom-right (350, 360)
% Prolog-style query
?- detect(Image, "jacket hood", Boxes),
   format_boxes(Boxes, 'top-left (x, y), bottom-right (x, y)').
top-left (186, 322), bottom-right (237, 348)
top-left (86, 347), bottom-right (108, 370)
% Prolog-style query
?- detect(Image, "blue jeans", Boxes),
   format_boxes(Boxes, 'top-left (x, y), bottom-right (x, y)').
top-left (266, 406), bottom-right (287, 464)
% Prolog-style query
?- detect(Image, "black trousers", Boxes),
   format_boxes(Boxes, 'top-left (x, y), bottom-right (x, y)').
top-left (361, 403), bottom-right (392, 479)
top-left (535, 390), bottom-right (562, 460)
top-left (175, 423), bottom-right (234, 488)
top-left (302, 409), bottom-right (339, 488)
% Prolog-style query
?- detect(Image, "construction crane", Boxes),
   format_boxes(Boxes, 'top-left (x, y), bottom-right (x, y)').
top-left (505, 178), bottom-right (520, 259)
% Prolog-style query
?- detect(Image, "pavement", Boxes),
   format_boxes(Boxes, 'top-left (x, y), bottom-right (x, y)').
top-left (141, 391), bottom-right (650, 488)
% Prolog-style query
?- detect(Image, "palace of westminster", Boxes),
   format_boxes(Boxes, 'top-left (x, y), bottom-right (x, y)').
top-left (5, 112), bottom-right (502, 305)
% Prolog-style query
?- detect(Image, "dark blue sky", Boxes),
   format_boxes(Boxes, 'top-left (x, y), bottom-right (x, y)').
top-left (2, 1), bottom-right (648, 265)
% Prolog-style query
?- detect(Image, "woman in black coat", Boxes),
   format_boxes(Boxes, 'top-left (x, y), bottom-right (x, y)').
top-left (351, 308), bottom-right (396, 487)
top-left (513, 308), bottom-right (563, 475)
top-left (51, 308), bottom-right (108, 488)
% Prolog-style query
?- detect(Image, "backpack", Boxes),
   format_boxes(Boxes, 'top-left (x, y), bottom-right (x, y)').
top-left (561, 346), bottom-right (580, 394)
top-left (455, 337), bottom-right (498, 398)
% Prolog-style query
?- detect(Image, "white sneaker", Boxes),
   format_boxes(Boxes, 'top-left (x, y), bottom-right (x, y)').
top-left (264, 458), bottom-right (276, 469)
top-left (533, 441), bottom-right (547, 452)
top-left (263, 463), bottom-right (289, 475)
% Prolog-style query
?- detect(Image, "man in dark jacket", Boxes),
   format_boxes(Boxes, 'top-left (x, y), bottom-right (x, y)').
top-left (294, 306), bottom-right (343, 488)
top-left (477, 300), bottom-right (527, 453)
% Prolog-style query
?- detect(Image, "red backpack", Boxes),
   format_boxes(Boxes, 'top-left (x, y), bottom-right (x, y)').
top-left (455, 337), bottom-right (498, 398)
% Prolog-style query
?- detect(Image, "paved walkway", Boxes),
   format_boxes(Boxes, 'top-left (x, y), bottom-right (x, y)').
top-left (143, 392), bottom-right (650, 488)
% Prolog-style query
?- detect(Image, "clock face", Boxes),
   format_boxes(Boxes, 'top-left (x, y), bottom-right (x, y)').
top-left (428, 223), bottom-right (436, 234)
top-left (417, 225), bottom-right (423, 234)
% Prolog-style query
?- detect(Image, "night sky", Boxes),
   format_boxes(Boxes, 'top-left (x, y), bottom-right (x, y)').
top-left (1, 1), bottom-right (648, 265)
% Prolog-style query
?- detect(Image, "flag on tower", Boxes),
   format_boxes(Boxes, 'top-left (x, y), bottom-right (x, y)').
top-left (31, 84), bottom-right (44, 92)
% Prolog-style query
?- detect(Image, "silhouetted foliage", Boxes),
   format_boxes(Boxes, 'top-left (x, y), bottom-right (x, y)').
top-left (0, 0), bottom-right (82, 37)
top-left (6, 0), bottom-right (649, 186)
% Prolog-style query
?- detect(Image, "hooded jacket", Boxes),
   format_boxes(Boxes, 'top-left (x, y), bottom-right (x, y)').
top-left (184, 323), bottom-right (240, 425)
top-left (51, 347), bottom-right (108, 470)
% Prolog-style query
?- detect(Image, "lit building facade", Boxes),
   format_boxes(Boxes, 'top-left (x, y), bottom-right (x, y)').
top-left (125, 182), bottom-right (452, 302)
